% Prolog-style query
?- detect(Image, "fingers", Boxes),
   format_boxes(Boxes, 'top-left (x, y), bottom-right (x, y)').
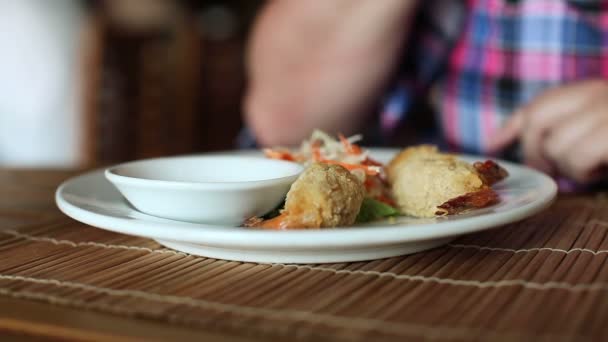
top-left (487, 84), bottom-right (586, 159)
top-left (515, 82), bottom-right (608, 174)
top-left (487, 80), bottom-right (608, 184)
top-left (531, 82), bottom-right (608, 181)
top-left (486, 110), bottom-right (524, 153)
top-left (544, 103), bottom-right (606, 166)
top-left (519, 104), bottom-right (556, 174)
top-left (522, 81), bottom-right (607, 132)
top-left (521, 127), bottom-right (555, 174)
top-left (559, 122), bottom-right (608, 183)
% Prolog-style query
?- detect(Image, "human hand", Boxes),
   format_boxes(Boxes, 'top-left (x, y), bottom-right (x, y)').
top-left (488, 80), bottom-right (608, 184)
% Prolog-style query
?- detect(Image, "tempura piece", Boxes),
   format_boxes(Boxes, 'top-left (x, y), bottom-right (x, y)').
top-left (247, 163), bottom-right (365, 229)
top-left (387, 146), bottom-right (507, 218)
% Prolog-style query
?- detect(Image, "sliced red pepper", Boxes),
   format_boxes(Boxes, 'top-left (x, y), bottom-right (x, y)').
top-left (263, 148), bottom-right (296, 161)
top-left (362, 157), bottom-right (383, 167)
top-left (311, 140), bottom-right (323, 162)
top-left (339, 133), bottom-right (362, 155)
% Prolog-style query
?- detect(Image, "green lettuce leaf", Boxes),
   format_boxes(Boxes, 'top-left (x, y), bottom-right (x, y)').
top-left (356, 197), bottom-right (400, 223)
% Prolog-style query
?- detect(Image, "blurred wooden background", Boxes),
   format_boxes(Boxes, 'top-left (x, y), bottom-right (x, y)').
top-left (81, 0), bottom-right (263, 167)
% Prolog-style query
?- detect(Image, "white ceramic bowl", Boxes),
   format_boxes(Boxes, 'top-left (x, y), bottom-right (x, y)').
top-left (105, 155), bottom-right (303, 226)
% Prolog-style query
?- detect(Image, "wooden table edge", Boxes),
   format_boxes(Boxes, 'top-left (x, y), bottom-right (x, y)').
top-left (0, 296), bottom-right (260, 342)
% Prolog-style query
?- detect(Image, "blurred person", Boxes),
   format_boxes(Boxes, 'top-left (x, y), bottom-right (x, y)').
top-left (0, 0), bottom-right (83, 167)
top-left (244, 0), bottom-right (608, 187)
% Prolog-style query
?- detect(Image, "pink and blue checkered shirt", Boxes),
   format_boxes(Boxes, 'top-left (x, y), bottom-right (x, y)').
top-left (382, 0), bottom-right (608, 157)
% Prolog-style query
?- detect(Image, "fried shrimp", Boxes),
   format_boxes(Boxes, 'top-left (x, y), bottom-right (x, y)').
top-left (387, 146), bottom-right (507, 218)
top-left (247, 163), bottom-right (365, 229)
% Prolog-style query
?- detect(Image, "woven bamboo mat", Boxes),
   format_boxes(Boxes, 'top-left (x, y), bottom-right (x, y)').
top-left (1, 170), bottom-right (608, 341)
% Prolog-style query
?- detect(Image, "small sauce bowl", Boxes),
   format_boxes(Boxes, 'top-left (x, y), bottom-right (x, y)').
top-left (105, 155), bottom-right (303, 225)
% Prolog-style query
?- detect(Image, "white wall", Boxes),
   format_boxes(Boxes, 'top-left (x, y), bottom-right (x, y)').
top-left (0, 0), bottom-right (83, 167)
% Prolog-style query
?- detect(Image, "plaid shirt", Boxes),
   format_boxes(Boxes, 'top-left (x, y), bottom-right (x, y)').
top-left (382, 0), bottom-right (608, 156)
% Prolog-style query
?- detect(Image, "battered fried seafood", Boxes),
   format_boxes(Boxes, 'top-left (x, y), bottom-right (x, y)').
top-left (252, 130), bottom-right (507, 227)
top-left (245, 163), bottom-right (365, 229)
top-left (387, 146), bottom-right (507, 218)
top-left (263, 130), bottom-right (392, 205)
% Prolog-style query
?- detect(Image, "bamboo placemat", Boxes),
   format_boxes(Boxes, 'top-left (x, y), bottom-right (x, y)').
top-left (1, 170), bottom-right (608, 341)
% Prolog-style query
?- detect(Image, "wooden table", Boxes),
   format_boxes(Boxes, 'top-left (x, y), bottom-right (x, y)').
top-left (0, 169), bottom-right (607, 341)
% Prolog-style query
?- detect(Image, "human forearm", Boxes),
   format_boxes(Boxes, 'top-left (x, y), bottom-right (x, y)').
top-left (244, 0), bottom-right (419, 146)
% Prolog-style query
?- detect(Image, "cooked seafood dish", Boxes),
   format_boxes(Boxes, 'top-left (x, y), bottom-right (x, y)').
top-left (388, 145), bottom-right (507, 218)
top-left (245, 130), bottom-right (508, 229)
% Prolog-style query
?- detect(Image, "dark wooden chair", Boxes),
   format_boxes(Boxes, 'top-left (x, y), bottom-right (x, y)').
top-left (79, 0), bottom-right (261, 167)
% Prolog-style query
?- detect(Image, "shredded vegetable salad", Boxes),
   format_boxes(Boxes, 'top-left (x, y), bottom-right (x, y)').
top-left (263, 130), bottom-right (395, 206)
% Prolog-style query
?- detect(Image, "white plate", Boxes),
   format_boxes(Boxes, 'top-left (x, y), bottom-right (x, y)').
top-left (56, 149), bottom-right (557, 264)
